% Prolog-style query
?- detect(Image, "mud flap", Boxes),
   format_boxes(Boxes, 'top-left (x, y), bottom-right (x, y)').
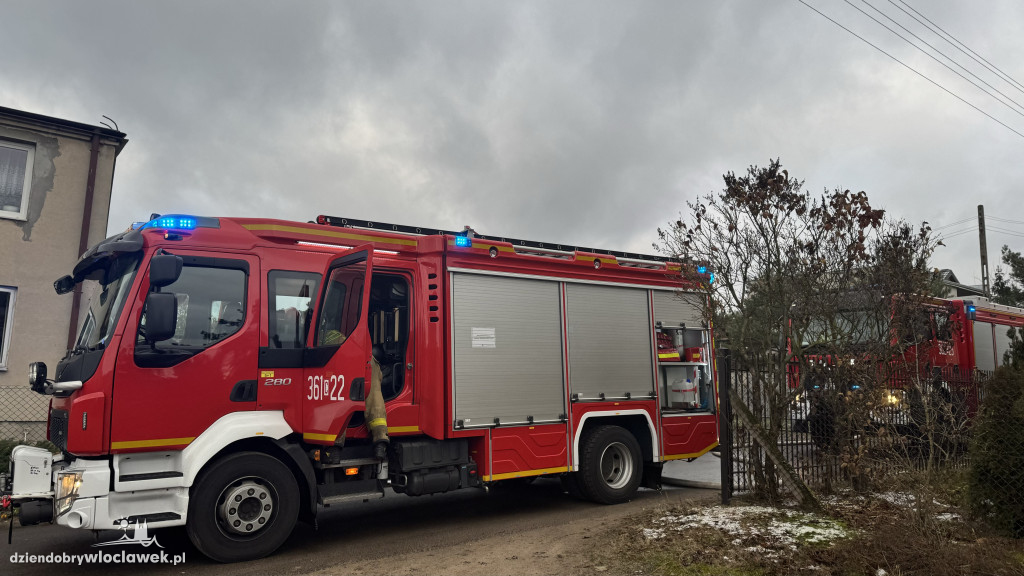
top-left (642, 462), bottom-right (663, 490)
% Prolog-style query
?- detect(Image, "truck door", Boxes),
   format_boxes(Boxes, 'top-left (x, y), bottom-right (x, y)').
top-left (110, 251), bottom-right (260, 452)
top-left (301, 247), bottom-right (375, 444)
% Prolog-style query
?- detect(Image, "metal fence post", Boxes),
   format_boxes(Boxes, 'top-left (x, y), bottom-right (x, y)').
top-left (719, 348), bottom-right (733, 505)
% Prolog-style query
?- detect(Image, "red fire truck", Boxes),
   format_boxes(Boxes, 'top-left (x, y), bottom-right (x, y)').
top-left (793, 294), bottom-right (1024, 442)
top-left (6, 215), bottom-right (718, 562)
top-left (922, 296), bottom-right (1024, 373)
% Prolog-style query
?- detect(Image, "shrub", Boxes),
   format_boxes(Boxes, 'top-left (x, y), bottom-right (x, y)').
top-left (968, 367), bottom-right (1024, 537)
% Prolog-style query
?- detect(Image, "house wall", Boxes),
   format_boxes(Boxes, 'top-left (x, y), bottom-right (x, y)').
top-left (0, 110), bottom-right (126, 441)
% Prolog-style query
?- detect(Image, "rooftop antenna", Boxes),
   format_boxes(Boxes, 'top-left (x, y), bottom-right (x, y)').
top-left (100, 115), bottom-right (120, 132)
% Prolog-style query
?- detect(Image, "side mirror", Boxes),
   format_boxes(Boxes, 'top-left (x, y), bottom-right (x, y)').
top-left (144, 292), bottom-right (178, 342)
top-left (54, 275), bottom-right (75, 295)
top-left (149, 254), bottom-right (183, 289)
top-left (29, 362), bottom-right (48, 393)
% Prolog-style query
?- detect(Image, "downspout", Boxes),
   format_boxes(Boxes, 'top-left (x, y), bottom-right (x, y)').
top-left (66, 132), bottom-right (101, 350)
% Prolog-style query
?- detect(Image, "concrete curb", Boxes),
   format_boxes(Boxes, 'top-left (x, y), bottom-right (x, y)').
top-left (662, 477), bottom-right (721, 490)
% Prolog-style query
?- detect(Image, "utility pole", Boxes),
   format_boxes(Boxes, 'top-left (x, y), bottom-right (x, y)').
top-left (979, 204), bottom-right (990, 296)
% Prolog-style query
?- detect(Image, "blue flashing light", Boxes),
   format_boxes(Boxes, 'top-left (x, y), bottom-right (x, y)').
top-left (146, 216), bottom-right (197, 231)
top-left (709, 272), bottom-right (715, 284)
top-left (851, 385), bottom-right (861, 390)
top-left (697, 266), bottom-right (707, 274)
top-left (454, 235), bottom-right (472, 248)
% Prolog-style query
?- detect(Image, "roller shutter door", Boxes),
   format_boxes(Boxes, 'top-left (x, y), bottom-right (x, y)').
top-left (565, 284), bottom-right (654, 399)
top-left (451, 273), bottom-right (565, 426)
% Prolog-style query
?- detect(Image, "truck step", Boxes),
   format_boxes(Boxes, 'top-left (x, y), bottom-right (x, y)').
top-left (320, 489), bottom-right (384, 507)
top-left (315, 457), bottom-right (379, 470)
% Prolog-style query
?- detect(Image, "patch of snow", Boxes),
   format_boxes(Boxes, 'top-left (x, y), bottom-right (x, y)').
top-left (935, 512), bottom-right (961, 522)
top-left (876, 492), bottom-right (916, 508)
top-left (645, 505), bottom-right (849, 551)
top-left (642, 528), bottom-right (665, 540)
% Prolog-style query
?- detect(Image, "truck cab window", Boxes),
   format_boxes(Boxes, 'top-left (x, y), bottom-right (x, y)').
top-left (268, 271), bottom-right (320, 349)
top-left (934, 311), bottom-right (952, 341)
top-left (136, 264), bottom-right (247, 368)
top-left (315, 262), bottom-right (365, 346)
top-left (369, 273), bottom-right (410, 401)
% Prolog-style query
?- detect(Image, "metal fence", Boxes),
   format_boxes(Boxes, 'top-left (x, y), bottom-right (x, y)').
top-left (720, 351), bottom-right (991, 500)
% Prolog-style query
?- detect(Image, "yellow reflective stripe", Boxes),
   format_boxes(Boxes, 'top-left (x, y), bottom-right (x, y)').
top-left (483, 466), bottom-right (569, 482)
top-left (110, 437), bottom-right (195, 450)
top-left (367, 418), bottom-right (388, 429)
top-left (302, 432), bottom-right (338, 443)
top-left (658, 352), bottom-right (680, 360)
top-left (577, 255), bottom-right (616, 265)
top-left (387, 425), bottom-right (419, 434)
top-left (661, 442), bottom-right (718, 462)
top-left (242, 224), bottom-right (419, 246)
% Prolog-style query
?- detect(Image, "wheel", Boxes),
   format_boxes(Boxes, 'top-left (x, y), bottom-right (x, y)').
top-left (577, 425), bottom-right (643, 504)
top-left (186, 452), bottom-right (300, 563)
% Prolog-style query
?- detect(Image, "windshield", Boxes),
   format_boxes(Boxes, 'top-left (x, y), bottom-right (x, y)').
top-left (800, 309), bottom-right (886, 348)
top-left (73, 254), bottom-right (140, 352)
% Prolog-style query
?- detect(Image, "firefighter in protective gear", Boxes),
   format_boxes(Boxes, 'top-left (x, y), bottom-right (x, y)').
top-left (322, 330), bottom-right (390, 459)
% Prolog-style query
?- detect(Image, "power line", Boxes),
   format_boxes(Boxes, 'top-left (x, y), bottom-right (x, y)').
top-left (988, 216), bottom-right (1024, 226)
top-left (893, 0), bottom-right (1024, 95)
top-left (933, 217), bottom-right (975, 230)
top-left (939, 227), bottom-right (978, 240)
top-left (987, 225), bottom-right (1024, 239)
top-left (796, 0), bottom-right (1024, 140)
top-left (859, 0), bottom-right (1024, 117)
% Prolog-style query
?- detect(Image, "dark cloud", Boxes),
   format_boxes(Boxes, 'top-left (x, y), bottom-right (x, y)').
top-left (2, 0), bottom-right (1022, 281)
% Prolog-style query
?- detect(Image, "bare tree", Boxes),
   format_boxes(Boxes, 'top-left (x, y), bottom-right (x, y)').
top-left (658, 160), bottom-right (939, 499)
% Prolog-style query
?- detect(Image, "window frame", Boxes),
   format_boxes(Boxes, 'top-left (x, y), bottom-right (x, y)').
top-left (134, 256), bottom-right (250, 369)
top-left (0, 140), bottom-right (35, 221)
top-left (268, 270), bottom-right (321, 350)
top-left (0, 286), bottom-right (16, 371)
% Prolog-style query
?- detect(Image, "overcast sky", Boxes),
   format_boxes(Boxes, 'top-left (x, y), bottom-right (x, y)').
top-left (3, 1), bottom-right (1022, 285)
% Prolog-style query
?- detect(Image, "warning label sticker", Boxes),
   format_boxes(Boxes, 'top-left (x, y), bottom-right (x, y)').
top-left (471, 327), bottom-right (496, 348)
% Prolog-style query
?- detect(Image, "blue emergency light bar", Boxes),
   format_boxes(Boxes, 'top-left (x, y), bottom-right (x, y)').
top-left (134, 214), bottom-right (219, 232)
top-left (148, 216), bottom-right (196, 230)
top-left (454, 235), bottom-right (472, 247)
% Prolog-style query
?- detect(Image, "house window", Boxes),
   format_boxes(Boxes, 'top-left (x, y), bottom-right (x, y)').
top-left (0, 286), bottom-right (16, 371)
top-left (0, 141), bottom-right (34, 221)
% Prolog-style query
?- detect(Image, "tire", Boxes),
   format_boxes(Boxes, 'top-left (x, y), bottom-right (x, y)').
top-left (577, 425), bottom-right (643, 504)
top-left (186, 452), bottom-right (300, 563)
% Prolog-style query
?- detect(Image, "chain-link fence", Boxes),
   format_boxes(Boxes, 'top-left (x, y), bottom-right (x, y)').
top-left (0, 386), bottom-right (48, 444)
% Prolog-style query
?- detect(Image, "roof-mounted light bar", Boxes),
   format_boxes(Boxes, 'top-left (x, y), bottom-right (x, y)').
top-left (134, 214), bottom-right (221, 232)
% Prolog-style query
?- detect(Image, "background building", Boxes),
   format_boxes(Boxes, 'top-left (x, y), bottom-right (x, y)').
top-left (0, 106), bottom-right (127, 441)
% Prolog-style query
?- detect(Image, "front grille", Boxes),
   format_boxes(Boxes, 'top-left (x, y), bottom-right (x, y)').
top-left (49, 409), bottom-right (69, 453)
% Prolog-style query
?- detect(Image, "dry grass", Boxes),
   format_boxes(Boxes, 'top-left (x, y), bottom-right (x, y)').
top-left (596, 492), bottom-right (1024, 576)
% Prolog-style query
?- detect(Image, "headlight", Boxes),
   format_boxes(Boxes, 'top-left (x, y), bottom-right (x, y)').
top-left (55, 471), bottom-right (82, 517)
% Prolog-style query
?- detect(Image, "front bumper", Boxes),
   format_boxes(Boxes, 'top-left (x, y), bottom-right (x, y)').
top-left (9, 447), bottom-right (187, 530)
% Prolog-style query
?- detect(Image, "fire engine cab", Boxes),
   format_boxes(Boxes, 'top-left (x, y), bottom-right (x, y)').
top-left (6, 214), bottom-right (718, 562)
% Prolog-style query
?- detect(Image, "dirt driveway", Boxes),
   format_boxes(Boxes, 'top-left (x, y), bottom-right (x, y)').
top-left (4, 479), bottom-right (714, 576)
